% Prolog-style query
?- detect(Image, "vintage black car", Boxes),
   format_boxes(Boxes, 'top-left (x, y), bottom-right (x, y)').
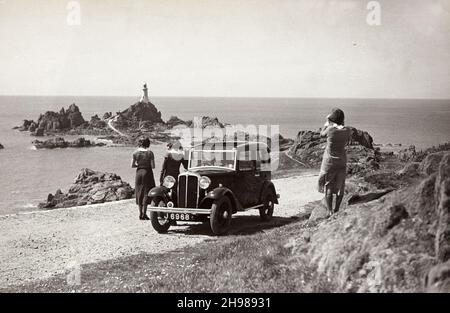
top-left (147, 141), bottom-right (279, 235)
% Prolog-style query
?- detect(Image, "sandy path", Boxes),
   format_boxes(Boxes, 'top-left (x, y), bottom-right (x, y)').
top-left (0, 174), bottom-right (321, 287)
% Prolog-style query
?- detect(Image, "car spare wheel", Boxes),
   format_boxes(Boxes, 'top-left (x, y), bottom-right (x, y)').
top-left (210, 197), bottom-right (232, 235)
top-left (150, 197), bottom-right (171, 233)
top-left (259, 189), bottom-right (275, 221)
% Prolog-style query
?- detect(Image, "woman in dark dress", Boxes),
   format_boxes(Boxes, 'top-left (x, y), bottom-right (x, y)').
top-left (132, 137), bottom-right (156, 220)
top-left (318, 108), bottom-right (351, 217)
top-left (160, 141), bottom-right (188, 190)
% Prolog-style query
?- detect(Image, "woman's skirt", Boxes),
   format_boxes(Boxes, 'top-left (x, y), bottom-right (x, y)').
top-left (318, 166), bottom-right (346, 195)
top-left (135, 168), bottom-right (156, 206)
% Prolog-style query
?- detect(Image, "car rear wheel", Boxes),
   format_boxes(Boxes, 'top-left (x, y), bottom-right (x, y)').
top-left (259, 189), bottom-right (275, 221)
top-left (210, 197), bottom-right (232, 235)
top-left (150, 198), bottom-right (171, 233)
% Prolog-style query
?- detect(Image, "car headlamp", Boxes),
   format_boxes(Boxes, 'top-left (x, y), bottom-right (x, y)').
top-left (199, 176), bottom-right (211, 190)
top-left (163, 176), bottom-right (176, 189)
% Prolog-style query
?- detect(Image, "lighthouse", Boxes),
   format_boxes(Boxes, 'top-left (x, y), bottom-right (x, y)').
top-left (140, 82), bottom-right (150, 104)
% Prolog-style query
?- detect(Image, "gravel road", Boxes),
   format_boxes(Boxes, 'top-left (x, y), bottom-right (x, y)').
top-left (0, 174), bottom-right (321, 287)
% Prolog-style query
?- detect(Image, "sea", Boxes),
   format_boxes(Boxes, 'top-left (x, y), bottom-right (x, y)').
top-left (0, 96), bottom-right (449, 215)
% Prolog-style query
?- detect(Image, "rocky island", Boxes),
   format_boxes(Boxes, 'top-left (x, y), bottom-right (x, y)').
top-left (32, 137), bottom-right (106, 149)
top-left (15, 84), bottom-right (228, 147)
top-left (39, 168), bottom-right (134, 209)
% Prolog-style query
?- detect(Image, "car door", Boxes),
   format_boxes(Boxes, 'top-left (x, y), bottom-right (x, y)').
top-left (234, 149), bottom-right (261, 208)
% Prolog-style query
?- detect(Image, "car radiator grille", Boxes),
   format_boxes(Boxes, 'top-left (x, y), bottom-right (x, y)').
top-left (178, 175), bottom-right (199, 208)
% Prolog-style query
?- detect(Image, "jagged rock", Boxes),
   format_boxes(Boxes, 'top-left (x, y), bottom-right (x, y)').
top-left (278, 134), bottom-right (295, 152)
top-left (348, 127), bottom-right (374, 150)
top-left (38, 168), bottom-right (133, 209)
top-left (17, 120), bottom-right (36, 131)
top-left (287, 127), bottom-right (378, 172)
top-left (166, 116), bottom-right (188, 128)
top-left (32, 128), bottom-right (45, 136)
top-left (20, 104), bottom-right (87, 134)
top-left (103, 112), bottom-right (112, 120)
top-left (184, 116), bottom-right (225, 129)
top-left (32, 137), bottom-right (106, 149)
top-left (89, 115), bottom-right (107, 128)
top-left (116, 101), bottom-right (163, 128)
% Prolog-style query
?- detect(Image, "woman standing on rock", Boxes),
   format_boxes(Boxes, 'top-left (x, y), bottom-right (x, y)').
top-left (132, 137), bottom-right (156, 220)
top-left (318, 108), bottom-right (352, 217)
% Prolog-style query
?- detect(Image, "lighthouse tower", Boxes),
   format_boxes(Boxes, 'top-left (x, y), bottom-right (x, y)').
top-left (140, 82), bottom-right (150, 104)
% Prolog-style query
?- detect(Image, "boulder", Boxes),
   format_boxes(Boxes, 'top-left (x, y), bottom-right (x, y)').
top-left (38, 168), bottom-right (133, 209)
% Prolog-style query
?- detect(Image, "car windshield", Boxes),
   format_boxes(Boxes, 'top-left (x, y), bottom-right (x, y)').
top-left (189, 150), bottom-right (236, 170)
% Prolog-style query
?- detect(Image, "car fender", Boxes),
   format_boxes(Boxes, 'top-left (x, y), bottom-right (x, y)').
top-left (260, 181), bottom-right (279, 204)
top-left (200, 187), bottom-right (240, 212)
top-left (148, 186), bottom-right (170, 203)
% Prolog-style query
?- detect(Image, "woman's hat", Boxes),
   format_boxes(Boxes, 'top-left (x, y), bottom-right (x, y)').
top-left (327, 108), bottom-right (345, 125)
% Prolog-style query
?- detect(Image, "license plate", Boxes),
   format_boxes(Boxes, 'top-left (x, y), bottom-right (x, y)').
top-left (168, 213), bottom-right (193, 221)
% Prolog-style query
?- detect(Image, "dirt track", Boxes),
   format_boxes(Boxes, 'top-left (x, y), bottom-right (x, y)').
top-left (0, 173), bottom-right (321, 287)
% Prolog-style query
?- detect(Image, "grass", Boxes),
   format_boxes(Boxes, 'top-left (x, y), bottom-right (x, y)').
top-left (4, 218), bottom-right (334, 293)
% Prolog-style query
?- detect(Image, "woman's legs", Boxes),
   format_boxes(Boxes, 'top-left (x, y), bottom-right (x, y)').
top-left (325, 187), bottom-right (333, 216)
top-left (334, 168), bottom-right (346, 213)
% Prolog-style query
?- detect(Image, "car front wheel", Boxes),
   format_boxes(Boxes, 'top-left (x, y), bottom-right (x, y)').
top-left (210, 197), bottom-right (232, 235)
top-left (150, 197), bottom-right (171, 233)
top-left (259, 189), bottom-right (275, 221)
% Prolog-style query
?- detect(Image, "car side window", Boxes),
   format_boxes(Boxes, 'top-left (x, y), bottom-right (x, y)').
top-left (238, 149), bottom-right (256, 172)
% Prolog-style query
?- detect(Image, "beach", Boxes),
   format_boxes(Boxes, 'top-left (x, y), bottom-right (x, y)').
top-left (0, 173), bottom-right (322, 288)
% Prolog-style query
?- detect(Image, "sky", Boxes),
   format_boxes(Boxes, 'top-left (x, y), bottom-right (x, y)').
top-left (0, 0), bottom-right (449, 98)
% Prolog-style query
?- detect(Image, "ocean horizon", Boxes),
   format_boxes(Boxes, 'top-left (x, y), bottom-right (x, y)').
top-left (1, 95), bottom-right (449, 215)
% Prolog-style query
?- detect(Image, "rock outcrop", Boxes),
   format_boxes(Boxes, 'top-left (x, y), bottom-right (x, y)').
top-left (89, 114), bottom-right (107, 129)
top-left (32, 137), bottom-right (106, 149)
top-left (287, 127), bottom-right (378, 173)
top-left (16, 104), bottom-right (87, 136)
top-left (115, 101), bottom-right (163, 128)
top-left (301, 150), bottom-right (450, 292)
top-left (166, 116), bottom-right (188, 128)
top-left (37, 104), bottom-right (86, 131)
top-left (38, 168), bottom-right (133, 209)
